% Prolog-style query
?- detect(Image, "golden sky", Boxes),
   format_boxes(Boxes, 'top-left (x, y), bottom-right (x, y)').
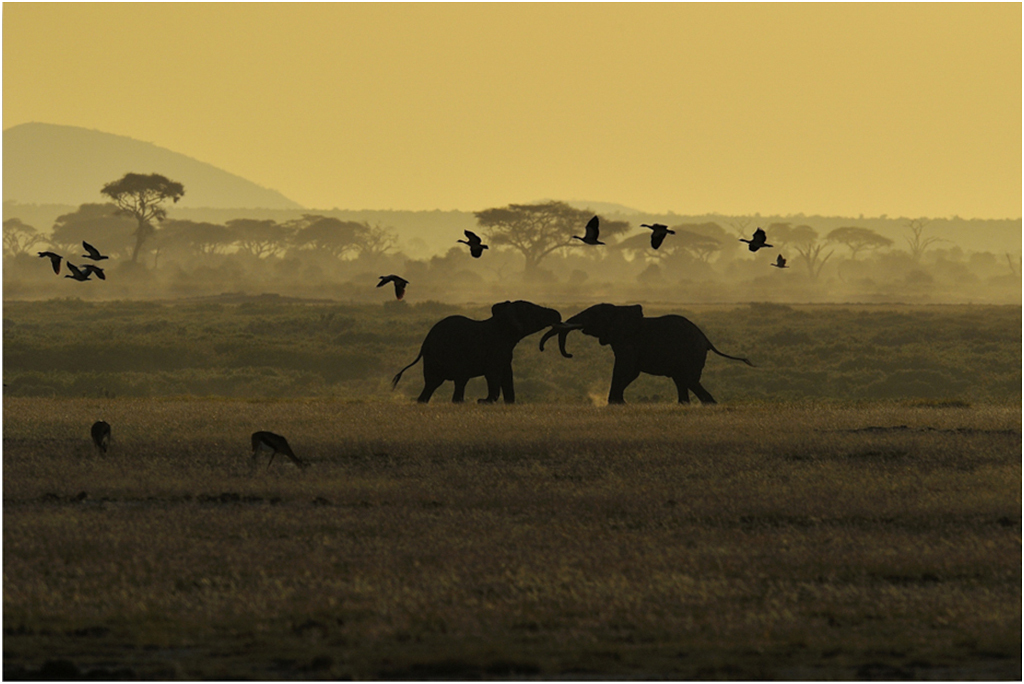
top-left (3, 3), bottom-right (1021, 218)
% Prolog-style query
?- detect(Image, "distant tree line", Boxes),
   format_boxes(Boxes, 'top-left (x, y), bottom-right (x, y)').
top-left (2, 172), bottom-right (1020, 304)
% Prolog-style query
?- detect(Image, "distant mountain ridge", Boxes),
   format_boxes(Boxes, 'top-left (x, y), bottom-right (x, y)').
top-left (3, 122), bottom-right (303, 210)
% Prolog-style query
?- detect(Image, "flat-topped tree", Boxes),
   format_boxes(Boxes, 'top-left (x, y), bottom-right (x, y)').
top-left (475, 201), bottom-right (630, 273)
top-left (100, 173), bottom-right (185, 263)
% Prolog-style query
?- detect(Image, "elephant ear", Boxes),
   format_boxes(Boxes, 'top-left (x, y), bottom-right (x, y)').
top-left (605, 304), bottom-right (643, 346)
top-left (492, 300), bottom-right (524, 337)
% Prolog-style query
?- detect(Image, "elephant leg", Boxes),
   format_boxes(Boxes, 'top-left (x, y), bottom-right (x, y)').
top-left (417, 374), bottom-right (445, 403)
top-left (690, 380), bottom-right (717, 405)
top-left (479, 373), bottom-right (501, 404)
top-left (451, 377), bottom-right (469, 403)
top-left (500, 366), bottom-right (515, 404)
top-left (672, 377), bottom-right (692, 404)
top-left (608, 358), bottom-right (640, 405)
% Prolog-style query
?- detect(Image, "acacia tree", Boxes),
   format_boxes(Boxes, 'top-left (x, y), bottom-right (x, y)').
top-left (618, 223), bottom-right (724, 263)
top-left (770, 223), bottom-right (833, 281)
top-left (355, 223), bottom-right (398, 259)
top-left (227, 219), bottom-right (294, 258)
top-left (100, 173), bottom-right (185, 263)
top-left (474, 201), bottom-right (629, 272)
top-left (288, 215), bottom-right (367, 259)
top-left (48, 204), bottom-right (136, 259)
top-left (2, 218), bottom-right (42, 257)
top-left (904, 218), bottom-right (944, 263)
top-left (157, 220), bottom-right (236, 256)
top-left (826, 226), bottom-right (894, 260)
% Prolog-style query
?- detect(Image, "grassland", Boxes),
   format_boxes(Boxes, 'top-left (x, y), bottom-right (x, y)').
top-left (3, 398), bottom-right (1020, 680)
top-left (3, 298), bottom-right (1021, 405)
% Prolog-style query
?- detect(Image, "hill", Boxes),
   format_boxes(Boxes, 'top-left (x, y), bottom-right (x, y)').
top-left (2, 122), bottom-right (303, 210)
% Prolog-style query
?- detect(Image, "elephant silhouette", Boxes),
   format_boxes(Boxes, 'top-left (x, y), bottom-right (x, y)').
top-left (393, 300), bottom-right (562, 403)
top-left (541, 303), bottom-right (753, 404)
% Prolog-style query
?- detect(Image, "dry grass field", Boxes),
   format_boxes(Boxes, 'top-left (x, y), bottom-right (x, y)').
top-left (3, 397), bottom-right (1020, 680)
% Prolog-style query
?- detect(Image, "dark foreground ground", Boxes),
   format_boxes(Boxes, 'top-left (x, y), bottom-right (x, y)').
top-left (3, 399), bottom-right (1021, 680)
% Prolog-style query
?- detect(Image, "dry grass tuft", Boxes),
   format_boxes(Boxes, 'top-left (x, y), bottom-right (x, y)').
top-left (3, 398), bottom-right (1020, 679)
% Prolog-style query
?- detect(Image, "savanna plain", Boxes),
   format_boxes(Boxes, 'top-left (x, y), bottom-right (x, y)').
top-left (3, 300), bottom-right (1021, 680)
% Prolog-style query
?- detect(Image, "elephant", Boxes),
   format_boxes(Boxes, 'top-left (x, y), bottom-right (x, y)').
top-left (392, 300), bottom-right (562, 403)
top-left (540, 303), bottom-right (753, 405)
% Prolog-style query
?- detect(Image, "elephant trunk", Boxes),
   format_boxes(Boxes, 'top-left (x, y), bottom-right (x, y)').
top-left (539, 323), bottom-right (581, 358)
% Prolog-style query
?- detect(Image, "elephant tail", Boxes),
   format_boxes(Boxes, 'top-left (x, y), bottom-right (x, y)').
top-left (391, 352), bottom-right (424, 390)
top-left (708, 342), bottom-right (755, 367)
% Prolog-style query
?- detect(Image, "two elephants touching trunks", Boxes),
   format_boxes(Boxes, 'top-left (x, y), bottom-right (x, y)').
top-left (392, 301), bottom-right (753, 404)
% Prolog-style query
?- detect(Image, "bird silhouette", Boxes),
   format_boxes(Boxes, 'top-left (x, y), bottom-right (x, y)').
top-left (573, 216), bottom-right (604, 245)
top-left (91, 421), bottom-right (111, 454)
top-left (377, 274), bottom-right (409, 300)
top-left (81, 264), bottom-right (106, 280)
top-left (771, 254), bottom-right (788, 269)
top-left (64, 263), bottom-right (92, 281)
top-left (457, 230), bottom-right (488, 258)
top-left (739, 227), bottom-right (772, 252)
top-left (251, 431), bottom-right (308, 470)
top-left (38, 251), bottom-right (63, 274)
top-left (641, 223), bottom-right (676, 250)
top-left (82, 241), bottom-right (109, 261)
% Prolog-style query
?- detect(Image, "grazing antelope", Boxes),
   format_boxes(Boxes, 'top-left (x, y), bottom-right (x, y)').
top-left (573, 216), bottom-right (604, 245)
top-left (377, 274), bottom-right (409, 300)
top-left (771, 254), bottom-right (788, 269)
top-left (457, 230), bottom-right (488, 258)
top-left (251, 431), bottom-right (308, 470)
top-left (38, 251), bottom-right (63, 274)
top-left (739, 227), bottom-right (772, 252)
top-left (81, 241), bottom-right (109, 261)
top-left (91, 421), bottom-right (111, 454)
top-left (641, 223), bottom-right (676, 250)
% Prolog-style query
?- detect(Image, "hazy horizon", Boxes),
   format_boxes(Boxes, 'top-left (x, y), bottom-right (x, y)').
top-left (4, 3), bottom-right (1021, 219)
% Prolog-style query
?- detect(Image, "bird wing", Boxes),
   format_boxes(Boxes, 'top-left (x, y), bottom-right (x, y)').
top-left (82, 241), bottom-right (100, 259)
top-left (377, 276), bottom-right (391, 287)
top-left (66, 262), bottom-right (84, 276)
top-left (464, 230), bottom-right (480, 244)
top-left (394, 281), bottom-right (406, 299)
top-left (753, 228), bottom-right (766, 242)
top-left (651, 232), bottom-right (666, 250)
top-left (585, 216), bottom-right (599, 240)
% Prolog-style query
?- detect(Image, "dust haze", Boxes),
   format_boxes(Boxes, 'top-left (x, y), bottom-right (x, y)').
top-left (3, 198), bottom-right (1020, 305)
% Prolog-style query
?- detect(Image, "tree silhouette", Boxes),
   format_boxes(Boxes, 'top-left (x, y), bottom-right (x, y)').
top-left (157, 219), bottom-right (236, 256)
top-left (2, 218), bottom-right (42, 257)
top-left (355, 223), bottom-right (398, 259)
top-left (100, 173), bottom-right (185, 263)
top-left (771, 223), bottom-right (833, 281)
top-left (49, 204), bottom-right (135, 259)
top-left (474, 201), bottom-right (629, 272)
top-left (289, 215), bottom-right (366, 259)
top-left (904, 218), bottom-right (944, 263)
top-left (826, 226), bottom-right (894, 260)
top-left (619, 223), bottom-right (724, 262)
top-left (227, 219), bottom-right (294, 258)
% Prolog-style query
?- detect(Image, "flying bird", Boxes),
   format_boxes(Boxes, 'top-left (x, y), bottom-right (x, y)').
top-left (457, 230), bottom-right (488, 258)
top-left (377, 274), bottom-right (409, 300)
top-left (38, 251), bottom-right (63, 274)
top-left (739, 227), bottom-right (772, 252)
top-left (771, 254), bottom-right (788, 269)
top-left (641, 223), bottom-right (676, 250)
top-left (81, 264), bottom-right (106, 280)
top-left (251, 431), bottom-right (308, 470)
top-left (91, 420), bottom-right (111, 454)
top-left (64, 263), bottom-right (92, 281)
top-left (81, 241), bottom-right (109, 261)
top-left (573, 216), bottom-right (604, 245)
